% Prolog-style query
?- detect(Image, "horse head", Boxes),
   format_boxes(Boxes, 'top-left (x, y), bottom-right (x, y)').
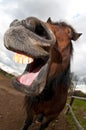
top-left (4, 17), bottom-right (82, 96)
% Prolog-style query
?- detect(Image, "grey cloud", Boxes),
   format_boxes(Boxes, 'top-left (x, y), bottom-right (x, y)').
top-left (1, 0), bottom-right (69, 20)
top-left (0, 49), bottom-right (26, 74)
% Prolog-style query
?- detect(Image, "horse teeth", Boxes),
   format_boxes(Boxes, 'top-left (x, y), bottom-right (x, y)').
top-left (13, 53), bottom-right (34, 64)
top-left (13, 53), bottom-right (19, 63)
top-left (28, 57), bottom-right (34, 63)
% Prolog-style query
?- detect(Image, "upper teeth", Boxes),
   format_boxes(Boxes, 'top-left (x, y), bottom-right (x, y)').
top-left (13, 53), bottom-right (34, 64)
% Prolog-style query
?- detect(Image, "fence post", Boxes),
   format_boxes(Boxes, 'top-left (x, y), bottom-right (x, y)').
top-left (65, 96), bottom-right (74, 114)
top-left (67, 104), bottom-right (84, 130)
top-left (65, 96), bottom-right (86, 130)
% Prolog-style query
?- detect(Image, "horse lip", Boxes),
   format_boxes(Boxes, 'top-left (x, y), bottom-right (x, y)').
top-left (4, 17), bottom-right (56, 59)
top-left (12, 62), bottom-right (49, 96)
top-left (4, 25), bottom-right (49, 58)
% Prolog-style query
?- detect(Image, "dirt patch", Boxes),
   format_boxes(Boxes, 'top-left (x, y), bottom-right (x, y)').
top-left (0, 73), bottom-right (70, 130)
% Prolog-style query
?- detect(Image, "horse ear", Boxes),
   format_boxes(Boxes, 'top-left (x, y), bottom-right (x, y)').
top-left (66, 27), bottom-right (82, 41)
top-left (72, 33), bottom-right (82, 41)
top-left (47, 17), bottom-right (52, 23)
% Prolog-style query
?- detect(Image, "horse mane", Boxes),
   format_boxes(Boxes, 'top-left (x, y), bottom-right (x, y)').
top-left (48, 20), bottom-right (77, 40)
top-left (51, 21), bottom-right (76, 32)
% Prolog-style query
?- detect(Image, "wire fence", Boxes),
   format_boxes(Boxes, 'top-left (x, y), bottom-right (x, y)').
top-left (65, 96), bottom-right (86, 130)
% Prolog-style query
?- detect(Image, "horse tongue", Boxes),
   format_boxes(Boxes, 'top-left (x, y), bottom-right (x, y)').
top-left (18, 65), bottom-right (42, 86)
top-left (18, 71), bottom-right (39, 86)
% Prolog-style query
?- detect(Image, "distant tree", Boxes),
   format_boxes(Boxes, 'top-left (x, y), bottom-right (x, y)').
top-left (69, 72), bottom-right (79, 94)
top-left (70, 72), bottom-right (79, 85)
top-left (69, 81), bottom-right (75, 92)
top-left (68, 72), bottom-right (76, 93)
top-left (82, 77), bottom-right (86, 84)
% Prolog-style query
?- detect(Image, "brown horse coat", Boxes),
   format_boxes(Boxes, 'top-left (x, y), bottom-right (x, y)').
top-left (24, 18), bottom-right (81, 130)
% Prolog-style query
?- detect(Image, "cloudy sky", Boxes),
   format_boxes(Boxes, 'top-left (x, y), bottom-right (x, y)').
top-left (0, 0), bottom-right (86, 76)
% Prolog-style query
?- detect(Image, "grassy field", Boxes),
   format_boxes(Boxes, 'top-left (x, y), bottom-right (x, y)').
top-left (66, 98), bottom-right (86, 130)
top-left (0, 69), bottom-right (13, 78)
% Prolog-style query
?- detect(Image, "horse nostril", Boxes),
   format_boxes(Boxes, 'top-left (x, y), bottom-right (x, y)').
top-left (21, 20), bottom-right (25, 25)
top-left (10, 19), bottom-right (22, 28)
top-left (22, 20), bottom-right (35, 32)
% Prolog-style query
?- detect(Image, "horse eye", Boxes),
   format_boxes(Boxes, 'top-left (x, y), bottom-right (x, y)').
top-left (68, 28), bottom-right (72, 36)
top-left (65, 28), bottom-right (73, 39)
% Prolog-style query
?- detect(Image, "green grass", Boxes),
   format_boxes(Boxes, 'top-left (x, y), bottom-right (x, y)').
top-left (0, 69), bottom-right (13, 78)
top-left (66, 98), bottom-right (86, 130)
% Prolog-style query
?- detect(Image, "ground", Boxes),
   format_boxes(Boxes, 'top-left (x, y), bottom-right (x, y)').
top-left (0, 72), bottom-right (70, 130)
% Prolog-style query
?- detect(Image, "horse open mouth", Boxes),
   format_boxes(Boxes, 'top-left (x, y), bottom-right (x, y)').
top-left (13, 52), bottom-right (48, 82)
top-left (12, 53), bottom-right (49, 95)
top-left (4, 17), bottom-right (56, 96)
top-left (18, 58), bottom-right (46, 86)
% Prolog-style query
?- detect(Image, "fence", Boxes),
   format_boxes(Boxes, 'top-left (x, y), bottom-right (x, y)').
top-left (65, 96), bottom-right (86, 130)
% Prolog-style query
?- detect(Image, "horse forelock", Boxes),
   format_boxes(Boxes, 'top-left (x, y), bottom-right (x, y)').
top-left (50, 21), bottom-right (76, 32)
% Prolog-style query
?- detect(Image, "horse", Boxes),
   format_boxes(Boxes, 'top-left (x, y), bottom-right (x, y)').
top-left (4, 17), bottom-right (82, 130)
top-left (22, 18), bottom-right (81, 130)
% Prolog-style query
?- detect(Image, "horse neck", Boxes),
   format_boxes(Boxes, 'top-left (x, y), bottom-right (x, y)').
top-left (59, 42), bottom-right (72, 70)
top-left (48, 42), bottom-right (72, 78)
